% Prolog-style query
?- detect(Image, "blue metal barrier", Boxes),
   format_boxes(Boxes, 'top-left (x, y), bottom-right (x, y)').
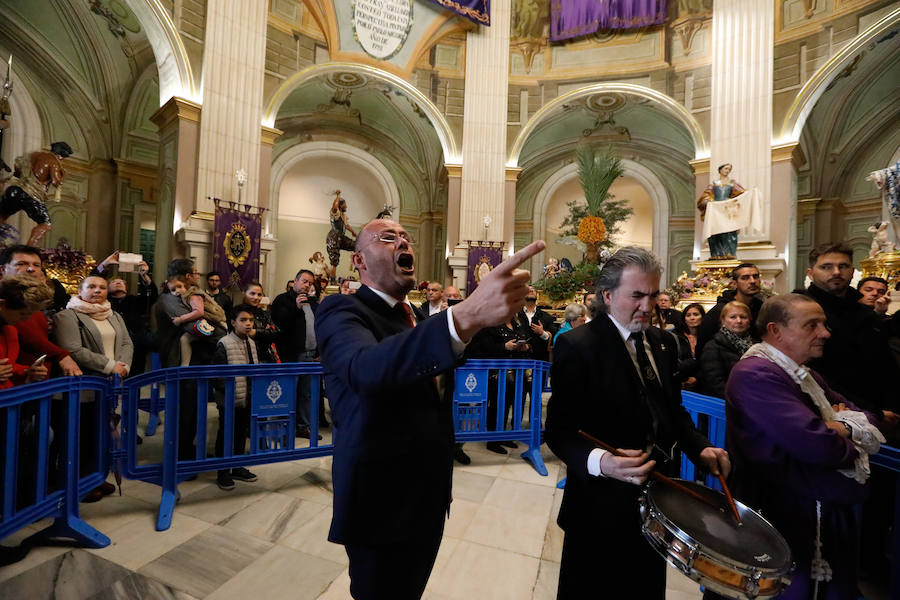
top-left (0, 377), bottom-right (112, 548)
top-left (680, 391), bottom-right (726, 490)
top-left (136, 352), bottom-right (163, 436)
top-left (452, 359), bottom-right (550, 476)
top-left (121, 363), bottom-right (333, 531)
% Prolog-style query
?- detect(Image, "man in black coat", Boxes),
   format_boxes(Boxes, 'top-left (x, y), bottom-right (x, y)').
top-left (271, 268), bottom-right (320, 438)
top-left (518, 285), bottom-right (558, 362)
top-left (799, 242), bottom-right (899, 421)
top-left (696, 262), bottom-right (763, 356)
top-left (315, 218), bottom-right (544, 599)
top-left (108, 264), bottom-right (157, 375)
top-left (545, 247), bottom-right (730, 600)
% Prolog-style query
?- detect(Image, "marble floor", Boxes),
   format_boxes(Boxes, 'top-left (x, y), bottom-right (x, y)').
top-left (0, 424), bottom-right (705, 599)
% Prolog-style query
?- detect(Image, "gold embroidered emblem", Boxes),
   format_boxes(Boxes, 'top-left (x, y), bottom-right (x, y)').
top-left (224, 222), bottom-right (251, 268)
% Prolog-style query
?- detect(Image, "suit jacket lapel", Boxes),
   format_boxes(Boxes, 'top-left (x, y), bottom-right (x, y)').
top-left (356, 286), bottom-right (408, 331)
top-left (645, 329), bottom-right (671, 390)
top-left (588, 315), bottom-right (644, 392)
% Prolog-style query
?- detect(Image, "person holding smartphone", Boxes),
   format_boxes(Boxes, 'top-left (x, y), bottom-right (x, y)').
top-left (465, 313), bottom-right (533, 454)
top-left (0, 274), bottom-right (54, 387)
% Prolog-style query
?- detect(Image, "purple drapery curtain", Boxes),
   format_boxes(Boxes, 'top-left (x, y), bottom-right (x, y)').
top-left (423, 0), bottom-right (490, 25)
top-left (551, 0), bottom-right (667, 41)
top-left (466, 242), bottom-right (505, 293)
top-left (212, 199), bottom-right (263, 291)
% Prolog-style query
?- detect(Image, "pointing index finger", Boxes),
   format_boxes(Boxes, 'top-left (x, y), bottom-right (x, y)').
top-left (492, 240), bottom-right (546, 276)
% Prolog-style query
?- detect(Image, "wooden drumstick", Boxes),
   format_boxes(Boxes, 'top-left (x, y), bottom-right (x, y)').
top-left (717, 474), bottom-right (743, 525)
top-left (577, 430), bottom-right (722, 513)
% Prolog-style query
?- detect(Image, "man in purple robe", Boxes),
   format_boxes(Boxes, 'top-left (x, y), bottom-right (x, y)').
top-left (725, 293), bottom-right (885, 599)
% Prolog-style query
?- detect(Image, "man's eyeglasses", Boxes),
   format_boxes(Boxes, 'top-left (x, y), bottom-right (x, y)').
top-left (373, 231), bottom-right (415, 246)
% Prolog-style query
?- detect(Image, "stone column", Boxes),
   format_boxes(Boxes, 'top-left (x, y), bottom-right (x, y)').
top-left (708, 0), bottom-right (777, 251)
top-left (770, 143), bottom-right (802, 289)
top-left (194, 0), bottom-right (268, 212)
top-left (689, 158), bottom-right (710, 259)
top-left (150, 96), bottom-right (201, 283)
top-left (258, 126), bottom-right (283, 293)
top-left (450, 0), bottom-right (511, 293)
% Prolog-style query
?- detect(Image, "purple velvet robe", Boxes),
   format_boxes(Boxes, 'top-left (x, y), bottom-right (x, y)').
top-left (726, 357), bottom-right (878, 599)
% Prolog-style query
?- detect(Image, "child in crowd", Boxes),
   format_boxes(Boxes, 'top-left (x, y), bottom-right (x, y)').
top-left (211, 304), bottom-right (259, 490)
top-left (167, 276), bottom-right (227, 366)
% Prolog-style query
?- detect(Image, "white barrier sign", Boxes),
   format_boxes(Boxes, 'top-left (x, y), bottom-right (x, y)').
top-left (352, 0), bottom-right (413, 60)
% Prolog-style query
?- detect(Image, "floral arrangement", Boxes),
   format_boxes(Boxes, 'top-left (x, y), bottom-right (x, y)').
top-left (40, 239), bottom-right (95, 294)
top-left (535, 262), bottom-right (601, 303)
top-left (669, 268), bottom-right (775, 304)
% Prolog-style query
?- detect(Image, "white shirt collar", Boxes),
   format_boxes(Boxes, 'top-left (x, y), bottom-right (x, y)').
top-left (608, 313), bottom-right (637, 343)
top-left (760, 341), bottom-right (809, 380)
top-left (368, 286), bottom-right (410, 310)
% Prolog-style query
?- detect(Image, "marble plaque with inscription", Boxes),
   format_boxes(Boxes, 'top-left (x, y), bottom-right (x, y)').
top-left (352, 0), bottom-right (413, 60)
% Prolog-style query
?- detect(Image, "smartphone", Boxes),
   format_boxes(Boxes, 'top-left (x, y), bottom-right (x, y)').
top-left (31, 354), bottom-right (48, 367)
top-left (348, 281), bottom-right (362, 290)
top-left (447, 298), bottom-right (462, 306)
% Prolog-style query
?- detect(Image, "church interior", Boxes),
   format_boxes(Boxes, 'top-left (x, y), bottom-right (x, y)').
top-left (0, 0), bottom-right (899, 598)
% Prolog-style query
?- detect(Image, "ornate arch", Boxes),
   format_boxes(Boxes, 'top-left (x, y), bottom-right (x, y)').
top-left (778, 6), bottom-right (900, 144)
top-left (123, 0), bottom-right (197, 104)
top-left (268, 141), bottom-right (401, 238)
top-left (509, 83), bottom-right (708, 167)
top-left (264, 62), bottom-right (459, 164)
top-left (529, 159), bottom-right (670, 280)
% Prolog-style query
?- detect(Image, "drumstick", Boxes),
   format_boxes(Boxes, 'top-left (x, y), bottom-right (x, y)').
top-left (577, 430), bottom-right (722, 513)
top-left (717, 474), bottom-right (743, 525)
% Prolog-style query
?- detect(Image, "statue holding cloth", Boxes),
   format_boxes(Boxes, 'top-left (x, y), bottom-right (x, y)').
top-left (697, 163), bottom-right (763, 259)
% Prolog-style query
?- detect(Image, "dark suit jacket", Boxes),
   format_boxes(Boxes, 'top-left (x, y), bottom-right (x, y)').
top-left (518, 308), bottom-right (558, 361)
top-left (271, 290), bottom-right (319, 360)
top-left (315, 285), bottom-right (461, 545)
top-left (545, 313), bottom-right (711, 535)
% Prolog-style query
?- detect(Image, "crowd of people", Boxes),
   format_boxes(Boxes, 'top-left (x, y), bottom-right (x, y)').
top-left (1, 229), bottom-right (898, 598)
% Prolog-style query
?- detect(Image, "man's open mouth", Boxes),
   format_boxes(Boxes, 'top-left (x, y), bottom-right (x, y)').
top-left (397, 252), bottom-right (414, 273)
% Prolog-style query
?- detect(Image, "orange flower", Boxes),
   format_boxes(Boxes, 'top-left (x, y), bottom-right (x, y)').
top-left (577, 216), bottom-right (607, 244)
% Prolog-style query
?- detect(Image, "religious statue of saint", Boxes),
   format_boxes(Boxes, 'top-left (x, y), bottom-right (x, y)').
top-left (0, 141), bottom-right (73, 246)
top-left (326, 190), bottom-right (357, 283)
top-left (697, 163), bottom-right (746, 259)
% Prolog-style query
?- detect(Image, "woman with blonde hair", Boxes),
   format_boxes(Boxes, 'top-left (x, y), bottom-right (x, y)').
top-left (698, 300), bottom-right (754, 398)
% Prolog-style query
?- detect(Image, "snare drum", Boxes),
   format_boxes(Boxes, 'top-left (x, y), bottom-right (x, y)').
top-left (639, 479), bottom-right (792, 599)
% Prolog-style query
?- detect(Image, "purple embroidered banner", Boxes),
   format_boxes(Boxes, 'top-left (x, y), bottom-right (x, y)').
top-left (466, 242), bottom-right (505, 293)
top-left (212, 199), bottom-right (263, 290)
top-left (424, 0), bottom-right (490, 26)
top-left (551, 0), bottom-right (667, 41)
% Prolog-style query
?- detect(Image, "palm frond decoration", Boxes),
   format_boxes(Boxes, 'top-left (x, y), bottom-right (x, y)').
top-left (576, 144), bottom-right (623, 217)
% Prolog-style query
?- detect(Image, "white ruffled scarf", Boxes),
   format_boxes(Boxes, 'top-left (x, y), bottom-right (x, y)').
top-left (66, 296), bottom-right (113, 321)
top-left (742, 342), bottom-right (883, 484)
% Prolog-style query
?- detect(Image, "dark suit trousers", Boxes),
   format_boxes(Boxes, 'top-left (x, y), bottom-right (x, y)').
top-left (344, 518), bottom-right (445, 600)
top-left (558, 522), bottom-right (665, 600)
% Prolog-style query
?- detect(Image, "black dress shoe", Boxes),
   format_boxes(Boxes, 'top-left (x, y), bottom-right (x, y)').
top-left (486, 442), bottom-right (508, 455)
top-left (500, 440), bottom-right (518, 449)
top-left (99, 481), bottom-right (116, 495)
top-left (296, 426), bottom-right (323, 440)
top-left (453, 447), bottom-right (471, 465)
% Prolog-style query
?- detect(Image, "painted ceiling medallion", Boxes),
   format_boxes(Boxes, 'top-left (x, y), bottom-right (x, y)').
top-left (352, 0), bottom-right (414, 60)
top-left (326, 72), bottom-right (369, 90)
top-left (586, 93), bottom-right (627, 113)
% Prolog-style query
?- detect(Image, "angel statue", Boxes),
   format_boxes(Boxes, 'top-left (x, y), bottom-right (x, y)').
top-left (0, 141), bottom-right (73, 246)
top-left (325, 190), bottom-right (357, 283)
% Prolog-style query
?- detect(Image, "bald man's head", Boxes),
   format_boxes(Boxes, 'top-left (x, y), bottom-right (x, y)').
top-left (351, 219), bottom-right (416, 301)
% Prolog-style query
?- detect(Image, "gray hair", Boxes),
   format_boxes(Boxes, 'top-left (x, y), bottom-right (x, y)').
top-left (757, 293), bottom-right (819, 334)
top-left (594, 247), bottom-right (662, 311)
top-left (563, 303), bottom-right (587, 323)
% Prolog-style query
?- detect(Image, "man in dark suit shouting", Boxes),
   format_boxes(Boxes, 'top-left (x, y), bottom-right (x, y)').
top-left (545, 247), bottom-right (731, 600)
top-left (315, 218), bottom-right (545, 599)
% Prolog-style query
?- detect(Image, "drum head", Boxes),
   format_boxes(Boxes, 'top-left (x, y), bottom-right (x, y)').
top-left (647, 479), bottom-right (791, 571)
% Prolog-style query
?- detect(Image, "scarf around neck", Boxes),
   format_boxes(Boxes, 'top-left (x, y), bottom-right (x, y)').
top-left (66, 296), bottom-right (113, 321)
top-left (718, 326), bottom-right (754, 354)
top-left (741, 342), bottom-right (883, 484)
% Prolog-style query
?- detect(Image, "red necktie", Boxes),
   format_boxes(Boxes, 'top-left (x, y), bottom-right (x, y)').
top-left (397, 302), bottom-right (416, 328)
